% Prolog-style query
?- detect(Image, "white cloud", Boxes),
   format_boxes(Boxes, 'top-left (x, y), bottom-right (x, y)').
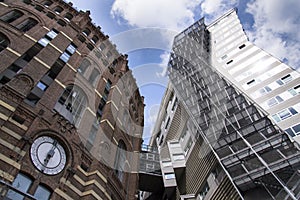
top-left (156, 51), bottom-right (170, 77)
top-left (200, 0), bottom-right (238, 23)
top-left (111, 0), bottom-right (201, 31)
top-left (246, 0), bottom-right (300, 70)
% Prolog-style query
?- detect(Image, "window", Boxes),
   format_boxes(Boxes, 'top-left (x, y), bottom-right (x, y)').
top-left (54, 6), bottom-right (63, 14)
top-left (221, 55), bottom-right (227, 60)
top-left (37, 81), bottom-right (47, 91)
top-left (114, 140), bottom-right (127, 181)
top-left (38, 29), bottom-right (59, 46)
top-left (34, 185), bottom-right (51, 200)
top-left (91, 35), bottom-right (99, 44)
top-left (60, 43), bottom-right (77, 63)
top-left (165, 117), bottom-right (170, 129)
top-left (173, 153), bottom-right (185, 161)
top-left (285, 123), bottom-right (300, 137)
top-left (46, 12), bottom-right (55, 19)
top-left (6, 173), bottom-right (33, 200)
top-left (22, 43), bottom-right (43, 62)
top-left (164, 173), bottom-right (175, 180)
top-left (56, 85), bottom-right (87, 126)
top-left (88, 68), bottom-right (100, 86)
top-left (35, 5), bottom-right (44, 12)
top-left (239, 44), bottom-right (246, 49)
top-left (281, 74), bottom-right (292, 84)
top-left (16, 18), bottom-right (38, 32)
top-left (82, 28), bottom-right (91, 36)
top-left (57, 19), bottom-right (66, 27)
top-left (64, 12), bottom-right (73, 22)
top-left (198, 182), bottom-right (210, 200)
top-left (246, 79), bottom-right (255, 86)
top-left (106, 51), bottom-right (112, 58)
top-left (105, 79), bottom-right (112, 91)
top-left (0, 9), bottom-right (24, 23)
top-left (86, 126), bottom-right (98, 151)
top-left (0, 32), bottom-right (10, 52)
top-left (226, 60), bottom-right (233, 65)
top-left (99, 43), bottom-right (106, 51)
top-left (77, 59), bottom-right (91, 74)
top-left (272, 106), bottom-right (299, 122)
top-left (44, 0), bottom-right (53, 7)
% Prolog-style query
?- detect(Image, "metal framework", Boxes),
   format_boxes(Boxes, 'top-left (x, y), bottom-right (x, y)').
top-left (168, 18), bottom-right (300, 200)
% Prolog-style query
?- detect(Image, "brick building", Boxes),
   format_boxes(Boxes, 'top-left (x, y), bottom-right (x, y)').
top-left (0, 0), bottom-right (144, 199)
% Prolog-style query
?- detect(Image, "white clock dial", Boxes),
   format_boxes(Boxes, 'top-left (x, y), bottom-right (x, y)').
top-left (30, 136), bottom-right (66, 175)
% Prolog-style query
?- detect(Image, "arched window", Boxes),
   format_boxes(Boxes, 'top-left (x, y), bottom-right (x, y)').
top-left (82, 28), bottom-right (91, 37)
top-left (88, 68), bottom-right (100, 86)
top-left (44, 0), bottom-right (53, 7)
top-left (0, 9), bottom-right (24, 23)
top-left (16, 18), bottom-right (38, 32)
top-left (0, 32), bottom-right (10, 52)
top-left (77, 58), bottom-right (91, 74)
top-left (6, 173), bottom-right (33, 200)
top-left (54, 6), bottom-right (63, 14)
top-left (46, 12), bottom-right (55, 19)
top-left (64, 12), bottom-right (73, 22)
top-left (55, 85), bottom-right (87, 126)
top-left (91, 35), bottom-right (99, 44)
top-left (114, 140), bottom-right (127, 181)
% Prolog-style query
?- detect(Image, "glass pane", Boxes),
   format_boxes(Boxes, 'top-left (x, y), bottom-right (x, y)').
top-left (267, 98), bottom-right (277, 107)
top-left (272, 114), bottom-right (281, 123)
top-left (47, 30), bottom-right (58, 39)
top-left (276, 79), bottom-right (284, 85)
top-left (165, 173), bottom-right (175, 179)
top-left (37, 81), bottom-right (47, 91)
top-left (66, 44), bottom-right (76, 55)
top-left (38, 38), bottom-right (50, 47)
top-left (60, 52), bottom-right (70, 63)
top-left (275, 96), bottom-right (284, 102)
top-left (292, 124), bottom-right (300, 134)
top-left (34, 185), bottom-right (51, 200)
top-left (289, 107), bottom-right (298, 115)
top-left (285, 128), bottom-right (295, 137)
top-left (6, 173), bottom-right (32, 200)
top-left (278, 110), bottom-right (291, 120)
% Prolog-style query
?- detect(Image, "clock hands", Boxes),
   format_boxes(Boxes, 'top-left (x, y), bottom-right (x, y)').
top-left (43, 140), bottom-right (58, 168)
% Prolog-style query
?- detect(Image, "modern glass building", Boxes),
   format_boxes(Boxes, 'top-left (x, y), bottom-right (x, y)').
top-left (150, 8), bottom-right (300, 200)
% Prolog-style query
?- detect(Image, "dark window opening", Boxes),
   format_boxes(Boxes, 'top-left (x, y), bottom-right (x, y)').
top-left (46, 12), bottom-right (55, 19)
top-left (0, 10), bottom-right (24, 23)
top-left (0, 32), bottom-right (10, 52)
top-left (91, 35), bottom-right (99, 44)
top-left (226, 60), bottom-right (233, 65)
top-left (247, 79), bottom-right (255, 85)
top-left (82, 28), bottom-right (91, 37)
top-left (44, 0), bottom-right (53, 7)
top-left (12, 114), bottom-right (25, 124)
top-left (64, 13), bottom-right (73, 21)
top-left (35, 5), bottom-right (44, 12)
top-left (57, 19), bottom-right (66, 27)
top-left (16, 18), bottom-right (38, 32)
top-left (22, 43), bottom-right (43, 62)
top-left (87, 43), bottom-right (94, 51)
top-left (239, 44), bottom-right (246, 49)
top-left (54, 6), bottom-right (63, 14)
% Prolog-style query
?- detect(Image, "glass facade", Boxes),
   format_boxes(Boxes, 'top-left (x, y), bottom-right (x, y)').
top-left (168, 15), bottom-right (300, 199)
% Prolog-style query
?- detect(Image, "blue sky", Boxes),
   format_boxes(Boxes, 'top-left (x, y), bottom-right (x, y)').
top-left (66, 0), bottom-right (300, 144)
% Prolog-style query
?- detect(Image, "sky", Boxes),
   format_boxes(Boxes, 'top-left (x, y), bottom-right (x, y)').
top-left (66, 0), bottom-right (300, 145)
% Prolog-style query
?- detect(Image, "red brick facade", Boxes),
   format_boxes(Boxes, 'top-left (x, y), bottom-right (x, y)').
top-left (0, 0), bottom-right (144, 199)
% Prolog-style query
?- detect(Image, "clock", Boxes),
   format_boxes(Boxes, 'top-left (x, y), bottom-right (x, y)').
top-left (30, 136), bottom-right (67, 175)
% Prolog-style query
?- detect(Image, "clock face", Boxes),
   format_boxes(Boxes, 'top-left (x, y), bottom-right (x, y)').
top-left (30, 136), bottom-right (66, 175)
